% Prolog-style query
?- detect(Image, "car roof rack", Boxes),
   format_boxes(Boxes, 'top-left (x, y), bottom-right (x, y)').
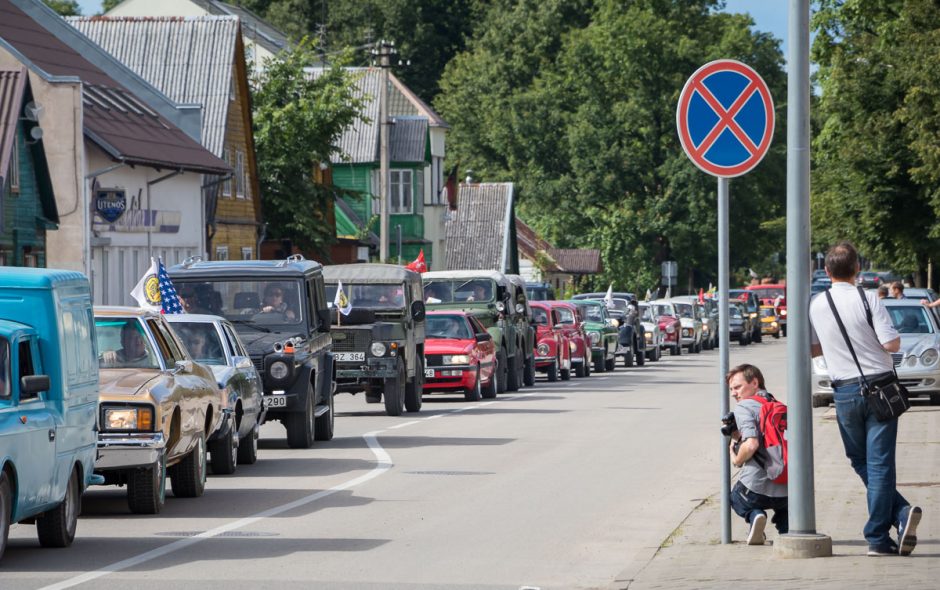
top-left (278, 253), bottom-right (306, 267)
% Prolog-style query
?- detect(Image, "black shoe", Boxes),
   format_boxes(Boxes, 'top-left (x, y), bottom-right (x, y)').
top-left (899, 505), bottom-right (922, 556)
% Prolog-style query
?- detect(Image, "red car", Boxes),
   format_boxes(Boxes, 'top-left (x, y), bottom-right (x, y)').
top-left (423, 311), bottom-right (497, 401)
top-left (746, 283), bottom-right (787, 336)
top-left (649, 299), bottom-right (682, 356)
top-left (530, 301), bottom-right (572, 381)
top-left (548, 301), bottom-right (591, 377)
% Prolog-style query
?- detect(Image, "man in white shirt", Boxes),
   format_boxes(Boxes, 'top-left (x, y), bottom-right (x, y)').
top-left (809, 241), bottom-right (922, 557)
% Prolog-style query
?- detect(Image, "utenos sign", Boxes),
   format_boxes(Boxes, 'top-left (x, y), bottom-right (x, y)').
top-left (676, 60), bottom-right (774, 178)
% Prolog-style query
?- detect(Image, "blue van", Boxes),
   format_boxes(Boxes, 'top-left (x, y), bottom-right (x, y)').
top-left (0, 268), bottom-right (99, 559)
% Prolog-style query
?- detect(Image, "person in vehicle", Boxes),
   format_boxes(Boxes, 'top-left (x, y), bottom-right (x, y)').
top-left (260, 284), bottom-right (296, 320)
top-left (102, 322), bottom-right (153, 368)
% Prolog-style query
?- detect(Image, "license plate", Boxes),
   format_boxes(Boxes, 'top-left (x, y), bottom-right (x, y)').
top-left (424, 368), bottom-right (435, 378)
top-left (263, 395), bottom-right (287, 408)
top-left (335, 352), bottom-right (365, 362)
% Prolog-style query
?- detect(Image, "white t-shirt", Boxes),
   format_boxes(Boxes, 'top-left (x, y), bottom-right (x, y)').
top-left (809, 282), bottom-right (898, 382)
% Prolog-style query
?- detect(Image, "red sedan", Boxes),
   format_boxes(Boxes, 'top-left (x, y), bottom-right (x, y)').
top-left (423, 311), bottom-right (497, 401)
top-left (649, 299), bottom-right (682, 356)
top-left (531, 301), bottom-right (572, 381)
top-left (548, 301), bottom-right (591, 377)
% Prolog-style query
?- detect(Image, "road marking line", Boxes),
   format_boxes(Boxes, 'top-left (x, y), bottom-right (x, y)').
top-left (40, 432), bottom-right (393, 590)
top-left (423, 414), bottom-right (443, 420)
top-left (388, 420), bottom-right (420, 430)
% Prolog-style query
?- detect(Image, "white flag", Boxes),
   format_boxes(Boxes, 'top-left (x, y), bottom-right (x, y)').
top-left (604, 283), bottom-right (614, 308)
top-left (645, 289), bottom-right (652, 301)
top-left (130, 257), bottom-right (161, 312)
top-left (333, 280), bottom-right (352, 316)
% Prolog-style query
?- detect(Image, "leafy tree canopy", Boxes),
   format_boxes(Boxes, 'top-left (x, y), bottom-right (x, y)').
top-left (43, 0), bottom-right (80, 15)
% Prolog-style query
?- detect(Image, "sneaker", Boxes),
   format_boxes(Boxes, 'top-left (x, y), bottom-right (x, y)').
top-left (899, 505), bottom-right (922, 556)
top-left (747, 513), bottom-right (767, 545)
top-left (867, 543), bottom-right (898, 557)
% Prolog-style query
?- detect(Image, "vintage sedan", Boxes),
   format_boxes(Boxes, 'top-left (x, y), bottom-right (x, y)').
top-left (548, 301), bottom-right (591, 377)
top-left (93, 308), bottom-right (223, 513)
top-left (812, 298), bottom-right (940, 407)
top-left (670, 297), bottom-right (704, 353)
top-left (759, 306), bottom-right (781, 339)
top-left (531, 301), bottom-right (571, 381)
top-left (166, 314), bottom-right (265, 472)
top-left (569, 300), bottom-right (618, 372)
top-left (423, 311), bottom-right (496, 401)
top-left (649, 299), bottom-right (682, 356)
top-left (637, 303), bottom-right (663, 361)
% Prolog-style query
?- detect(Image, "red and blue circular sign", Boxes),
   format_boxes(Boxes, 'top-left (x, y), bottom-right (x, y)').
top-left (676, 60), bottom-right (774, 178)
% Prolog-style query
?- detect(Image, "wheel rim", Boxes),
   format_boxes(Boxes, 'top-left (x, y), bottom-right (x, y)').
top-left (197, 436), bottom-right (207, 485)
top-left (230, 431), bottom-right (238, 467)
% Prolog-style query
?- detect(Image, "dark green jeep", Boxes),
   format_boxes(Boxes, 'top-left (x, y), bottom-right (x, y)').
top-left (422, 270), bottom-right (534, 392)
top-left (323, 264), bottom-right (426, 417)
top-left (169, 255), bottom-right (335, 449)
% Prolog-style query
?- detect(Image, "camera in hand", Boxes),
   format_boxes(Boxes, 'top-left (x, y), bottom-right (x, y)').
top-left (720, 411), bottom-right (737, 437)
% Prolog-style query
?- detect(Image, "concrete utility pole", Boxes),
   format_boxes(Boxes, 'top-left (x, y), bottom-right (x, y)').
top-left (373, 39), bottom-right (396, 263)
top-left (776, 0), bottom-right (832, 559)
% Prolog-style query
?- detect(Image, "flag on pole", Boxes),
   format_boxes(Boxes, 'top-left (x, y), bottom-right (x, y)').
top-left (405, 249), bottom-right (427, 273)
top-left (157, 259), bottom-right (184, 314)
top-left (130, 257), bottom-right (161, 312)
top-left (645, 289), bottom-right (652, 301)
top-left (698, 288), bottom-right (704, 303)
top-left (603, 283), bottom-right (614, 308)
top-left (333, 280), bottom-right (352, 316)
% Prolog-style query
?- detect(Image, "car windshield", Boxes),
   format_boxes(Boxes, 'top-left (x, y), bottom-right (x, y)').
top-left (531, 306), bottom-right (549, 325)
top-left (652, 304), bottom-right (673, 317)
top-left (426, 315), bottom-right (472, 339)
top-left (750, 288), bottom-right (785, 300)
top-left (423, 279), bottom-right (495, 304)
top-left (760, 308), bottom-right (775, 318)
top-left (730, 306), bottom-right (743, 318)
top-left (325, 283), bottom-right (405, 309)
top-left (582, 303), bottom-right (605, 322)
top-left (638, 304), bottom-right (654, 322)
top-left (554, 306), bottom-right (575, 324)
top-left (607, 299), bottom-right (629, 312)
top-left (95, 318), bottom-right (160, 369)
top-left (172, 322), bottom-right (227, 365)
top-left (888, 307), bottom-right (934, 334)
top-left (0, 337), bottom-right (9, 399)
top-left (674, 303), bottom-right (693, 318)
top-left (173, 279), bottom-right (304, 326)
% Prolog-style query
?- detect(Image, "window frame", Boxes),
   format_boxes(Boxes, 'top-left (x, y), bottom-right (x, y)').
top-left (215, 246), bottom-right (229, 261)
top-left (389, 169), bottom-right (413, 214)
top-left (221, 148), bottom-right (233, 198)
top-left (235, 150), bottom-right (246, 199)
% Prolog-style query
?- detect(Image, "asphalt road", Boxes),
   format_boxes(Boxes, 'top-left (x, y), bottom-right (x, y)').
top-left (4, 337), bottom-right (788, 589)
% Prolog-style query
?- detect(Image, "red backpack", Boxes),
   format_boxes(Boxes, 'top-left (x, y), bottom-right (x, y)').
top-left (751, 394), bottom-right (788, 485)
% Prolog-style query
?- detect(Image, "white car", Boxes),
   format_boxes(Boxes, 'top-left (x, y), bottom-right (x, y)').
top-left (812, 298), bottom-right (940, 407)
top-left (638, 303), bottom-right (662, 361)
top-left (669, 296), bottom-right (704, 353)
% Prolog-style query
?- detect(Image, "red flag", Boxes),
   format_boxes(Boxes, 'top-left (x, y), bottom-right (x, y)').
top-left (698, 288), bottom-right (704, 303)
top-left (405, 249), bottom-right (427, 273)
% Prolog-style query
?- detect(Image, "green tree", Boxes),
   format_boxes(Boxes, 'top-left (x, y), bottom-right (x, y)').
top-left (812, 1), bottom-right (940, 282)
top-left (102, 0), bottom-right (122, 12)
top-left (43, 0), bottom-right (80, 15)
top-left (251, 39), bottom-right (366, 255)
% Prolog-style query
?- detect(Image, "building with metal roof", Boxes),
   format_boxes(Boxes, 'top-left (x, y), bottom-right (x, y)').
top-left (444, 183), bottom-right (519, 274)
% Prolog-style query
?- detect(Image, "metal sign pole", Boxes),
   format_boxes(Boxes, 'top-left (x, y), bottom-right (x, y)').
top-left (718, 176), bottom-right (731, 544)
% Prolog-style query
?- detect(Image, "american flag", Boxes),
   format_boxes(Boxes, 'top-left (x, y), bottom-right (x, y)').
top-left (157, 259), bottom-right (184, 314)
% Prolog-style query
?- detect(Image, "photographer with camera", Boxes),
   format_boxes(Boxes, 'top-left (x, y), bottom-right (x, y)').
top-left (726, 364), bottom-right (788, 545)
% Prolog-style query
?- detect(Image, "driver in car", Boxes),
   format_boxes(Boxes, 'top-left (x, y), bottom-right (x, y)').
top-left (260, 284), bottom-right (296, 320)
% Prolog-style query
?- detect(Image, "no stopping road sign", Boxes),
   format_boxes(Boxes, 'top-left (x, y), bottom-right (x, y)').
top-left (676, 60), bottom-right (774, 178)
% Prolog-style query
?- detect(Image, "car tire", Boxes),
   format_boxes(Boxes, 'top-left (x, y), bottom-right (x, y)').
top-left (482, 364), bottom-right (498, 399)
top-left (656, 345), bottom-right (663, 361)
top-left (237, 423), bottom-right (259, 465)
top-left (604, 348), bottom-right (616, 371)
top-left (171, 432), bottom-right (207, 498)
top-left (584, 352), bottom-right (591, 376)
top-left (465, 371), bottom-right (483, 401)
top-left (209, 425), bottom-right (238, 476)
top-left (929, 393), bottom-right (940, 406)
top-left (670, 342), bottom-right (680, 356)
top-left (635, 346), bottom-right (645, 366)
top-left (593, 353), bottom-right (605, 373)
top-left (774, 331), bottom-right (780, 339)
top-left (523, 354), bottom-right (536, 387)
top-left (754, 331), bottom-right (763, 343)
top-left (286, 384), bottom-right (316, 448)
top-left (507, 352), bottom-right (522, 392)
top-left (128, 452), bottom-right (166, 514)
top-left (384, 359), bottom-right (406, 417)
top-left (496, 349), bottom-right (509, 393)
top-left (0, 471), bottom-right (11, 560)
top-left (547, 359), bottom-right (558, 382)
top-left (560, 358), bottom-right (571, 381)
top-left (575, 361), bottom-right (586, 378)
top-left (405, 356), bottom-right (424, 413)
top-left (623, 347), bottom-right (633, 367)
top-left (37, 467), bottom-right (79, 548)
top-left (314, 386), bottom-right (335, 441)
top-left (782, 325), bottom-right (787, 337)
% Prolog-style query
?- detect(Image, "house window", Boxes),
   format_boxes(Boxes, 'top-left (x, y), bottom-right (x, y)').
top-left (389, 169), bottom-right (412, 214)
top-left (221, 148), bottom-right (232, 197)
top-left (215, 246), bottom-right (229, 261)
top-left (241, 247), bottom-right (253, 260)
top-left (23, 253), bottom-right (37, 268)
top-left (235, 150), bottom-right (246, 199)
top-left (9, 134), bottom-right (19, 193)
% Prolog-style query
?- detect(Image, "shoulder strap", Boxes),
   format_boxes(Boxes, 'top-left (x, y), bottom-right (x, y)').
top-left (857, 286), bottom-right (874, 329)
top-left (825, 290), bottom-right (870, 386)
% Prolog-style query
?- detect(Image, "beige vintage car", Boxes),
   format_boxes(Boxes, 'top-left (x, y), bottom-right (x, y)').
top-left (92, 307), bottom-right (223, 514)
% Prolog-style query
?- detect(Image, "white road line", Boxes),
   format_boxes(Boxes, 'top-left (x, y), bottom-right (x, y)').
top-left (387, 420), bottom-right (420, 430)
top-left (422, 414), bottom-right (443, 420)
top-left (40, 432), bottom-right (393, 590)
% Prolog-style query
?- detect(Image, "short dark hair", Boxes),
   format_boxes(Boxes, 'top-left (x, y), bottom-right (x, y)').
top-left (726, 363), bottom-right (766, 389)
top-left (891, 281), bottom-right (904, 293)
top-left (825, 241), bottom-right (859, 280)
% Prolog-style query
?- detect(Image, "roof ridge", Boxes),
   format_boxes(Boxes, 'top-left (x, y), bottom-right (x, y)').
top-left (69, 15), bottom-right (238, 22)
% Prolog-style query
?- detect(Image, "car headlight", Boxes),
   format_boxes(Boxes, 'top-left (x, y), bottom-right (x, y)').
top-left (665, 325), bottom-right (675, 334)
top-left (905, 355), bottom-right (918, 368)
top-left (269, 360), bottom-right (289, 379)
top-left (537, 343), bottom-right (550, 356)
top-left (772, 321), bottom-right (778, 327)
top-left (682, 328), bottom-right (692, 337)
top-left (443, 354), bottom-right (470, 365)
top-left (371, 342), bottom-right (387, 357)
top-left (569, 340), bottom-right (577, 352)
top-left (780, 309), bottom-right (787, 317)
top-left (645, 332), bottom-right (652, 342)
top-left (589, 331), bottom-right (600, 345)
top-left (921, 349), bottom-right (939, 366)
top-left (102, 406), bottom-right (153, 431)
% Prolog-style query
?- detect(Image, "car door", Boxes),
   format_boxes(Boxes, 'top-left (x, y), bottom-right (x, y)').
top-left (221, 322), bottom-right (263, 423)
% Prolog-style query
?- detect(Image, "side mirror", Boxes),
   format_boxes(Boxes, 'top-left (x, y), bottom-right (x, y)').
top-left (233, 355), bottom-right (253, 370)
top-left (411, 300), bottom-right (426, 322)
top-left (475, 332), bottom-right (492, 342)
top-left (317, 307), bottom-right (332, 332)
top-left (175, 360), bottom-right (194, 373)
top-left (20, 374), bottom-right (50, 397)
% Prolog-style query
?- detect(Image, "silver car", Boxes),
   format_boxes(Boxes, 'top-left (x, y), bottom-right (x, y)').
top-left (167, 314), bottom-right (266, 472)
top-left (669, 297), bottom-right (704, 353)
top-left (637, 303), bottom-right (662, 361)
top-left (812, 298), bottom-right (940, 407)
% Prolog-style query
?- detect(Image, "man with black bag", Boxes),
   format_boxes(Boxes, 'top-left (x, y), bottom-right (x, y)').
top-left (809, 241), bottom-right (922, 556)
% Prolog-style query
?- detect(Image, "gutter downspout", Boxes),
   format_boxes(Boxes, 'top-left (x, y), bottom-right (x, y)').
top-left (146, 169), bottom-right (184, 259)
top-left (501, 184), bottom-right (514, 273)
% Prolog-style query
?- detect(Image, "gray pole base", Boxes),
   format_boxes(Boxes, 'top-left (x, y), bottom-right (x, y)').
top-left (774, 533), bottom-right (833, 558)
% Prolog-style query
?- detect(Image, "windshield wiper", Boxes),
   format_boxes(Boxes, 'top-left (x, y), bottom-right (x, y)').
top-left (230, 319), bottom-right (271, 332)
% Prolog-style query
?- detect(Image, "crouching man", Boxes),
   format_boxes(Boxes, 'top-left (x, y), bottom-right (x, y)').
top-left (727, 363), bottom-right (788, 545)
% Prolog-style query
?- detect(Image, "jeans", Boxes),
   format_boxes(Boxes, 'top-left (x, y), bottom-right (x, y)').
top-left (730, 480), bottom-right (789, 534)
top-left (833, 381), bottom-right (909, 547)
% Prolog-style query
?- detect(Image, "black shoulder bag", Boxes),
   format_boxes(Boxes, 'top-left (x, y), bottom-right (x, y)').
top-left (825, 288), bottom-right (910, 421)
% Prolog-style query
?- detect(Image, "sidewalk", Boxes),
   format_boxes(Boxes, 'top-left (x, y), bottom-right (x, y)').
top-left (614, 403), bottom-right (939, 589)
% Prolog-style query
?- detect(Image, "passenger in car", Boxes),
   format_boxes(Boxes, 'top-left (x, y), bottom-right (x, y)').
top-left (102, 322), bottom-right (153, 368)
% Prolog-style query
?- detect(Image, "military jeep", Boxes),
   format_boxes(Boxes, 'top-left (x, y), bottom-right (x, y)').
top-left (422, 270), bottom-right (533, 392)
top-left (169, 255), bottom-right (335, 449)
top-left (323, 264), bottom-right (426, 417)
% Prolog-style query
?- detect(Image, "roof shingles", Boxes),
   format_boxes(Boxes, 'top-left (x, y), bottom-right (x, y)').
top-left (445, 183), bottom-right (514, 272)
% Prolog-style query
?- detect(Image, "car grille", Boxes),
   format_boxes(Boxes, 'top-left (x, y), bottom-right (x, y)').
top-left (426, 354), bottom-right (444, 367)
top-left (332, 329), bottom-right (370, 352)
top-left (892, 353), bottom-right (903, 368)
top-left (252, 356), bottom-right (264, 375)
